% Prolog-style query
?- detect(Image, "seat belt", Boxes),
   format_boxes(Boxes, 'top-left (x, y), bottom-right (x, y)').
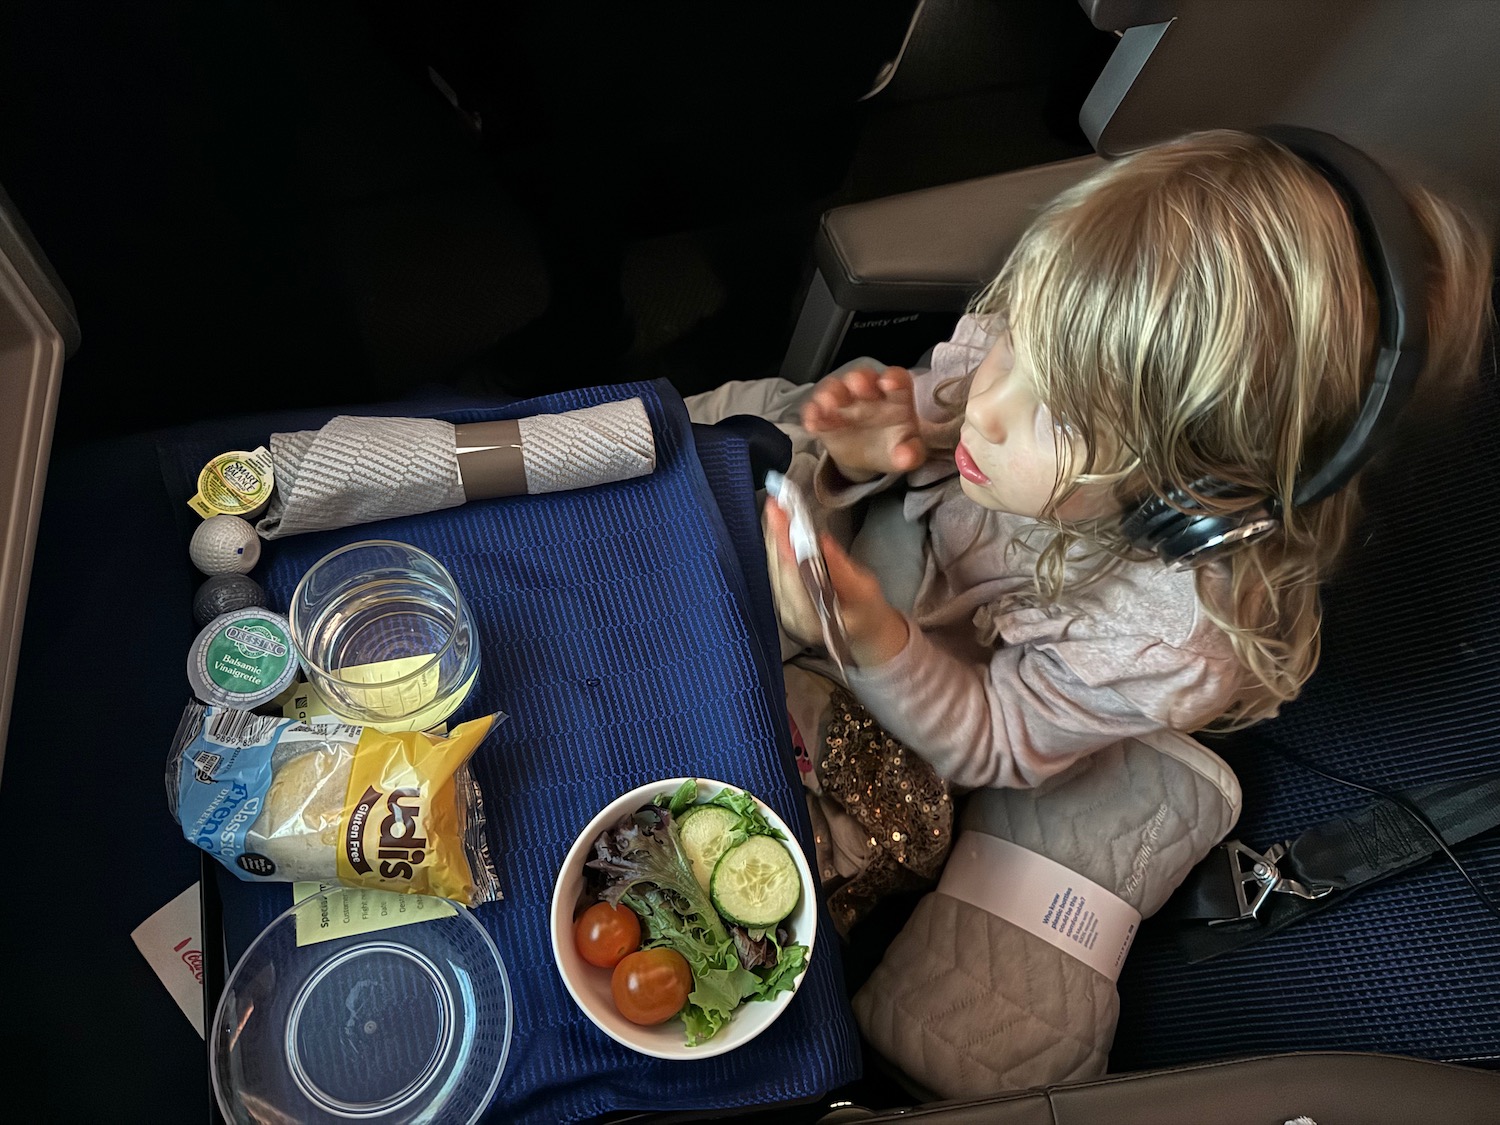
top-left (1173, 773), bottom-right (1500, 962)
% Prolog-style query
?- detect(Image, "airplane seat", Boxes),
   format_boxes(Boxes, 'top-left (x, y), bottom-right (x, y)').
top-left (777, 0), bottom-right (1500, 1103)
top-left (0, 181), bottom-right (77, 787)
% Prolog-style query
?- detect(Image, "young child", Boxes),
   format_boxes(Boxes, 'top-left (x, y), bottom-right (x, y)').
top-left (688, 129), bottom-right (1493, 932)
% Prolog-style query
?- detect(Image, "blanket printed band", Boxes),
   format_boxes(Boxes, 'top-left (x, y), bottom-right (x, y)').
top-left (938, 832), bottom-right (1142, 982)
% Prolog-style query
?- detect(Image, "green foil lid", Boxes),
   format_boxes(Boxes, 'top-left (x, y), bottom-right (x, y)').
top-left (187, 608), bottom-right (299, 709)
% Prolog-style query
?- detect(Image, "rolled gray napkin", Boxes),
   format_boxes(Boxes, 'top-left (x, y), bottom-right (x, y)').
top-left (256, 398), bottom-right (656, 539)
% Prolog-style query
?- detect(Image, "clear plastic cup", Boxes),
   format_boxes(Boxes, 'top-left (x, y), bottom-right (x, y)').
top-left (289, 540), bottom-right (480, 731)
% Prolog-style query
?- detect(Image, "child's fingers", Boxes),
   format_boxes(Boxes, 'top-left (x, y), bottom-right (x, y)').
top-left (820, 532), bottom-right (882, 605)
top-left (821, 531), bottom-right (909, 665)
top-left (802, 364), bottom-right (916, 436)
top-left (764, 498), bottom-right (796, 566)
top-left (876, 366), bottom-right (915, 402)
top-left (842, 367), bottom-right (883, 401)
top-left (762, 500), bottom-right (821, 647)
top-left (889, 435), bottom-right (927, 471)
top-left (802, 398), bottom-right (852, 434)
top-left (802, 389), bottom-right (849, 434)
top-left (815, 377), bottom-right (855, 411)
top-left (800, 399), bottom-right (823, 432)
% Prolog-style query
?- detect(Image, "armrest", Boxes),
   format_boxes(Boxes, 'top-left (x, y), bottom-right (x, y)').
top-left (854, 1052), bottom-right (1500, 1124)
top-left (1078, 0), bottom-right (1175, 32)
top-left (814, 155), bottom-right (1107, 313)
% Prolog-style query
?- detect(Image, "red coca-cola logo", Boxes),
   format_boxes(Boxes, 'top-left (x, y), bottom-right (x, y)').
top-left (174, 937), bottom-right (204, 984)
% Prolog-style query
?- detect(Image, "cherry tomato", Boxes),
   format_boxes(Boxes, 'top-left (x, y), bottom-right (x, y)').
top-left (574, 902), bottom-right (642, 969)
top-left (610, 948), bottom-right (693, 1025)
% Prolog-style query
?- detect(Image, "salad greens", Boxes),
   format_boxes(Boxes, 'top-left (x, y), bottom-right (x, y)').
top-left (586, 780), bottom-right (810, 1044)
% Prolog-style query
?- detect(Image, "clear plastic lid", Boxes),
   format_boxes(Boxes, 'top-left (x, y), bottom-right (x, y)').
top-left (211, 894), bottom-right (512, 1124)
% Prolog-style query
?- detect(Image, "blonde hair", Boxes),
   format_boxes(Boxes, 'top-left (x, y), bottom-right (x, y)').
top-left (968, 129), bottom-right (1493, 728)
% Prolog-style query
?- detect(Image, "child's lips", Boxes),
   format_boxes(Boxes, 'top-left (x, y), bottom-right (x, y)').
top-left (954, 441), bottom-right (990, 485)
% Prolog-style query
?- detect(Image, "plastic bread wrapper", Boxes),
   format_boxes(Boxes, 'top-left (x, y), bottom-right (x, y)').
top-left (256, 398), bottom-right (656, 539)
top-left (765, 469), bottom-right (854, 674)
top-left (166, 701), bottom-right (505, 906)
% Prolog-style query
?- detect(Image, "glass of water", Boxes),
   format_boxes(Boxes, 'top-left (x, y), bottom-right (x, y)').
top-left (288, 540), bottom-right (480, 731)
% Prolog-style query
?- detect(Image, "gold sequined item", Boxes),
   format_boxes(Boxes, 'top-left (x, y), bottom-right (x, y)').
top-left (819, 687), bottom-right (952, 934)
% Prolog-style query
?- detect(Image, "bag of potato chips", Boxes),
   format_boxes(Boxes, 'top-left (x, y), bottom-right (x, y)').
top-left (167, 701), bottom-right (502, 905)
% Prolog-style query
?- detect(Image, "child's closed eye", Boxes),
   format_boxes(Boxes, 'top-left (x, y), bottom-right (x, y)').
top-left (1034, 404), bottom-right (1078, 441)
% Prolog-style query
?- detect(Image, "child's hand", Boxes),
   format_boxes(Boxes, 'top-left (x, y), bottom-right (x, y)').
top-left (765, 500), bottom-right (911, 667)
top-left (762, 498), bottom-right (821, 649)
top-left (801, 364), bottom-right (928, 483)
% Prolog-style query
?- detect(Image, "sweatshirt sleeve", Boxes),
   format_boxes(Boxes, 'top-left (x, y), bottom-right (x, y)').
top-left (844, 615), bottom-right (1238, 790)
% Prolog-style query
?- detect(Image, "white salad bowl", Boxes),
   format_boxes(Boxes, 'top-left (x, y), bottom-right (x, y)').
top-left (550, 776), bottom-right (817, 1060)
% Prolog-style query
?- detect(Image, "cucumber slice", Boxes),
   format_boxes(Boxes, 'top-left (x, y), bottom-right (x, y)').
top-left (677, 804), bottom-right (741, 893)
top-left (710, 835), bottom-right (801, 928)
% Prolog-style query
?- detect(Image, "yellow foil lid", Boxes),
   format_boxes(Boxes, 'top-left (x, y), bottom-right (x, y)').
top-left (189, 447), bottom-right (275, 519)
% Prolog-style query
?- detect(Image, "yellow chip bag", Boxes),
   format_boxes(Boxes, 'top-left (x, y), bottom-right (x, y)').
top-left (168, 701), bottom-right (502, 905)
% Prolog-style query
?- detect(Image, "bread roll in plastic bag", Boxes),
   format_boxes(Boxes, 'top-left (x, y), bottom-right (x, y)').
top-left (167, 701), bottom-right (502, 905)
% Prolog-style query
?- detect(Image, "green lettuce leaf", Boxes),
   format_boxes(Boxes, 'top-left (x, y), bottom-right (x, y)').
top-left (751, 940), bottom-right (809, 1001)
top-left (661, 778), bottom-right (700, 816)
top-left (702, 786), bottom-right (786, 841)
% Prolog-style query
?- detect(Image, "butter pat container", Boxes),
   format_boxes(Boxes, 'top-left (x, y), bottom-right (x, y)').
top-left (187, 608), bottom-right (299, 709)
top-left (188, 447), bottom-right (275, 520)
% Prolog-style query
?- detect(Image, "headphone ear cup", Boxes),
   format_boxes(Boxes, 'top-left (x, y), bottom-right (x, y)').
top-left (1122, 481), bottom-right (1282, 567)
top-left (1156, 513), bottom-right (1250, 566)
top-left (1121, 493), bottom-right (1190, 553)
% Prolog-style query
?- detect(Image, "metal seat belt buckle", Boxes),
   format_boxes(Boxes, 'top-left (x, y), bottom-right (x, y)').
top-left (1211, 840), bottom-right (1336, 925)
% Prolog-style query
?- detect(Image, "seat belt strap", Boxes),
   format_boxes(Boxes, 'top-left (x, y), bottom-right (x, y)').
top-left (1174, 774), bottom-right (1500, 962)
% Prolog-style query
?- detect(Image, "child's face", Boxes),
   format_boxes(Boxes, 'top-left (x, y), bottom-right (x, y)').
top-left (955, 326), bottom-right (1116, 521)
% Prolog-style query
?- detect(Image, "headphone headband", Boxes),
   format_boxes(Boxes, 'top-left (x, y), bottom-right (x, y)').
top-left (1258, 126), bottom-right (1431, 507)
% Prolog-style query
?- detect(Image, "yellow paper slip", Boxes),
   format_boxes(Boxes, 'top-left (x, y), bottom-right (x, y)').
top-left (281, 655), bottom-right (459, 734)
top-left (337, 654), bottom-right (443, 719)
top-left (293, 881), bottom-right (457, 947)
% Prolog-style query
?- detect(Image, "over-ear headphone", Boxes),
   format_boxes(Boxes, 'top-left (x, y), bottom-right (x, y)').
top-left (1120, 125), bottom-right (1431, 569)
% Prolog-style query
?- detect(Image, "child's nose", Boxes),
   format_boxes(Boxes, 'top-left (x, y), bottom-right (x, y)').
top-left (966, 396), bottom-right (1007, 445)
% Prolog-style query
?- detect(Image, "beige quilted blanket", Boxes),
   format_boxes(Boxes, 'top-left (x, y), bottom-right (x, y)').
top-left (852, 730), bottom-right (1240, 1098)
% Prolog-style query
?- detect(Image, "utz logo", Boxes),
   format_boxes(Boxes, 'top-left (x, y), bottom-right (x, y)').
top-left (378, 788), bottom-right (427, 881)
top-left (224, 624), bottom-right (287, 660)
top-left (344, 786), bottom-right (427, 882)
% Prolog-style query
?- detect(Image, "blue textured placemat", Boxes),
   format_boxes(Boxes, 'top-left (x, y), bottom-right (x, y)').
top-left (159, 380), bottom-right (860, 1122)
top-left (1113, 331), bottom-right (1500, 1069)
